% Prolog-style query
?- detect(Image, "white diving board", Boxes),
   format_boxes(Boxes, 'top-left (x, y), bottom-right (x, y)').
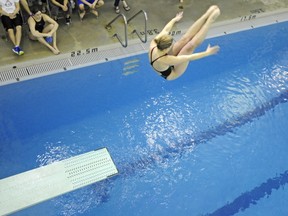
top-left (0, 148), bottom-right (118, 215)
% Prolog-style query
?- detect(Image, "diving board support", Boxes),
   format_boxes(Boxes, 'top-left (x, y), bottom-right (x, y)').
top-left (0, 148), bottom-right (118, 215)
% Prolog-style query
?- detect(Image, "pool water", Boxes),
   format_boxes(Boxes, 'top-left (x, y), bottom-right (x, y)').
top-left (0, 21), bottom-right (288, 216)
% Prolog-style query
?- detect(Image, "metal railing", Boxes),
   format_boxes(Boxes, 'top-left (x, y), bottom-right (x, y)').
top-left (105, 14), bottom-right (128, 48)
top-left (105, 10), bottom-right (148, 47)
top-left (127, 10), bottom-right (148, 43)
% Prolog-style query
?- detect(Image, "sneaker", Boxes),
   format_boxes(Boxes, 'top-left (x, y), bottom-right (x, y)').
top-left (18, 47), bottom-right (24, 55)
top-left (66, 16), bottom-right (71, 25)
top-left (12, 46), bottom-right (24, 55)
top-left (114, 6), bottom-right (120, 14)
top-left (12, 47), bottom-right (18, 54)
top-left (122, 1), bottom-right (130, 11)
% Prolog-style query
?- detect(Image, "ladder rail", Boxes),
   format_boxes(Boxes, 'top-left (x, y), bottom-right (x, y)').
top-left (105, 14), bottom-right (128, 48)
top-left (127, 10), bottom-right (148, 43)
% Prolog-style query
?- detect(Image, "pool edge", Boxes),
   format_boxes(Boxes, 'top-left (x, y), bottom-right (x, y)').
top-left (0, 9), bottom-right (287, 86)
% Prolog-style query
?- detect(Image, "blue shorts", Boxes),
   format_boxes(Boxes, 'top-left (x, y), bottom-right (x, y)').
top-left (77, 0), bottom-right (96, 5)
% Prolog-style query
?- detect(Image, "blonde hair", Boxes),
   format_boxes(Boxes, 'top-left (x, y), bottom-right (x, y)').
top-left (154, 35), bottom-right (173, 50)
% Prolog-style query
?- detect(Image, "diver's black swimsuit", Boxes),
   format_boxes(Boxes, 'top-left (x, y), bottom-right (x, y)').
top-left (150, 46), bottom-right (174, 79)
top-left (32, 17), bottom-right (45, 33)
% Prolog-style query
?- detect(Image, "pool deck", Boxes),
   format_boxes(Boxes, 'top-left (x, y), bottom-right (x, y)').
top-left (0, 0), bottom-right (287, 84)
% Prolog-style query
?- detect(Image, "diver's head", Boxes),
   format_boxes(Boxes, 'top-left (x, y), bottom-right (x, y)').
top-left (154, 34), bottom-right (173, 51)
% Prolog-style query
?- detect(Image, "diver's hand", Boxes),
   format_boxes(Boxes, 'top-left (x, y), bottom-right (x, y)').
top-left (174, 11), bottom-right (183, 22)
top-left (206, 44), bottom-right (220, 55)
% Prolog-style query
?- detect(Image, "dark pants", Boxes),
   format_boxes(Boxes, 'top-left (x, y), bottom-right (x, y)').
top-left (114, 0), bottom-right (121, 7)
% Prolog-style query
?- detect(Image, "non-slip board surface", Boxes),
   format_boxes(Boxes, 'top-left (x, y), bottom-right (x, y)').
top-left (0, 148), bottom-right (118, 215)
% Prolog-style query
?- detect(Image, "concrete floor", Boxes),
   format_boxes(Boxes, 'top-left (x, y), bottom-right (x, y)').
top-left (0, 0), bottom-right (287, 73)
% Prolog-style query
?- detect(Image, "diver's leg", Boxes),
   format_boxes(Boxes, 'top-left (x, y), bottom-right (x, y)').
top-left (172, 5), bottom-right (218, 56)
top-left (169, 8), bottom-right (220, 80)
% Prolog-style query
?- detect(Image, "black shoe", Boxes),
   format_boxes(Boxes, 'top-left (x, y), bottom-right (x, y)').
top-left (66, 16), bottom-right (71, 25)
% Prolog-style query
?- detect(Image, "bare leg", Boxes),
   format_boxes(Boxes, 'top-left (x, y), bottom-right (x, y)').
top-left (180, 8), bottom-right (220, 54)
top-left (172, 5), bottom-right (218, 56)
top-left (15, 26), bottom-right (22, 47)
top-left (90, 9), bottom-right (98, 17)
top-left (170, 8), bottom-right (220, 79)
top-left (90, 0), bottom-right (103, 16)
top-left (122, 0), bottom-right (130, 10)
top-left (78, 4), bottom-right (86, 20)
top-left (7, 29), bottom-right (16, 46)
top-left (52, 31), bottom-right (60, 53)
top-left (40, 24), bottom-right (60, 54)
top-left (37, 37), bottom-right (59, 54)
top-left (43, 24), bottom-right (54, 33)
top-left (95, 0), bottom-right (104, 8)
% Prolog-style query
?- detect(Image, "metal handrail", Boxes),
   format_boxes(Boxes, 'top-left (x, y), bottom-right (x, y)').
top-left (127, 10), bottom-right (148, 43)
top-left (105, 14), bottom-right (128, 48)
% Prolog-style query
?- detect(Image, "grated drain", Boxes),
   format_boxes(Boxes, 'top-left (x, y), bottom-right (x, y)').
top-left (0, 68), bottom-right (28, 82)
top-left (27, 58), bottom-right (72, 75)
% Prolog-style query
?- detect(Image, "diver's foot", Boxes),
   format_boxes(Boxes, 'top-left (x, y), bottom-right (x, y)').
top-left (211, 7), bottom-right (221, 21)
top-left (207, 5), bottom-right (218, 15)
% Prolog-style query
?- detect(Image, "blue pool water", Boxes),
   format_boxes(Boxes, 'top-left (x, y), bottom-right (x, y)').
top-left (1, 21), bottom-right (288, 216)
